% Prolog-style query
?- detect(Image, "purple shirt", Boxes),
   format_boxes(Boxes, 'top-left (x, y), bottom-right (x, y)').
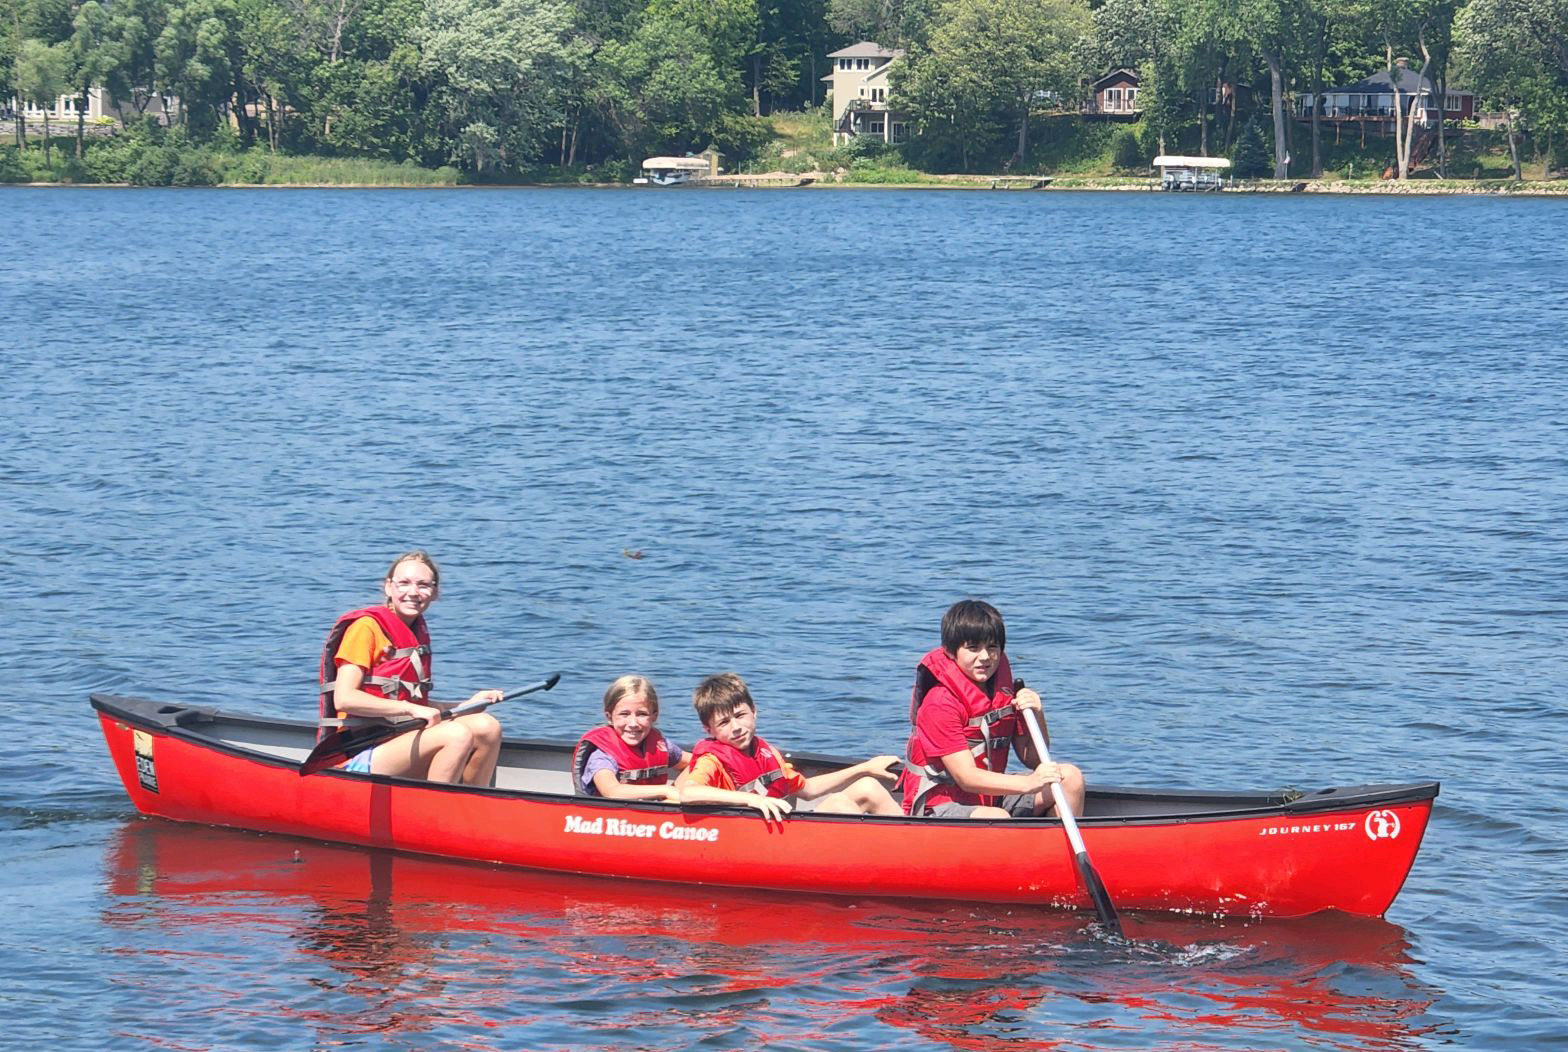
top-left (580, 742), bottom-right (685, 795)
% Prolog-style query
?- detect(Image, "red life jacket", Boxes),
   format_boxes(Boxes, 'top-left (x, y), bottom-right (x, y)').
top-left (318, 606), bottom-right (433, 736)
top-left (689, 735), bottom-right (793, 798)
top-left (902, 647), bottom-right (1018, 814)
top-left (572, 725), bottom-right (672, 795)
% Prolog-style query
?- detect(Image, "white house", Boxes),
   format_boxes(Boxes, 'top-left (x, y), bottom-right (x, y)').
top-left (824, 42), bottom-right (909, 147)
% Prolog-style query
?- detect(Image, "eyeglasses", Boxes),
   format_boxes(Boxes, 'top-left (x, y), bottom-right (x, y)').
top-left (390, 579), bottom-right (437, 594)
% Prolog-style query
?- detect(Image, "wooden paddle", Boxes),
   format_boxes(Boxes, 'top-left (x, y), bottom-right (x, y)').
top-left (1014, 678), bottom-right (1124, 937)
top-left (299, 672), bottom-right (561, 777)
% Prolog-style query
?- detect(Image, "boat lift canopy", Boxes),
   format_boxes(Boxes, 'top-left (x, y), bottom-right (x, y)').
top-left (640, 156), bottom-right (713, 172)
top-left (1152, 155), bottom-right (1231, 191)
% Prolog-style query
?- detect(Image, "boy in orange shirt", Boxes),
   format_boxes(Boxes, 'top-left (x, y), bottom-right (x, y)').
top-left (676, 673), bottom-right (902, 819)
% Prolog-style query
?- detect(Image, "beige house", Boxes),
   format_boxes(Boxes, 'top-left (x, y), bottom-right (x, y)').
top-left (8, 88), bottom-right (179, 126)
top-left (824, 42), bottom-right (909, 147)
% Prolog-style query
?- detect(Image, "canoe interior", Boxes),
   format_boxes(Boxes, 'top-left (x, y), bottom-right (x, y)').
top-left (91, 693), bottom-right (1436, 822)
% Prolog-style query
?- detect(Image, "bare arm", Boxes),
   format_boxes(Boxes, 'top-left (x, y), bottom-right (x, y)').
top-left (940, 745), bottom-right (1063, 798)
top-left (591, 768), bottom-right (681, 803)
top-left (676, 781), bottom-right (791, 820)
top-left (1011, 686), bottom-right (1047, 766)
top-left (331, 664), bottom-right (441, 726)
top-left (797, 755), bottom-right (901, 800)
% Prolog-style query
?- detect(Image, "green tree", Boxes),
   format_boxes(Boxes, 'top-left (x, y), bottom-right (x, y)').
top-left (894, 34), bottom-right (1005, 170)
top-left (68, 1), bottom-right (123, 156)
top-left (1234, 0), bottom-right (1301, 178)
top-left (1454, 0), bottom-right (1568, 179)
top-left (105, 0), bottom-right (172, 121)
top-left (912, 0), bottom-right (1091, 165)
top-left (417, 0), bottom-right (573, 170)
top-left (1348, 0), bottom-right (1461, 179)
top-left (828, 0), bottom-right (933, 46)
top-left (1231, 114), bottom-right (1270, 174)
top-left (594, 6), bottom-right (742, 161)
top-left (13, 36), bottom-right (70, 160)
top-left (155, 0), bottom-right (244, 136)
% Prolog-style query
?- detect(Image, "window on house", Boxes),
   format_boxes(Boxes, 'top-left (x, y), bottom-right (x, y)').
top-left (857, 58), bottom-right (869, 70)
top-left (892, 123), bottom-right (909, 143)
top-left (872, 88), bottom-right (885, 102)
top-left (869, 121), bottom-right (884, 134)
top-left (1446, 95), bottom-right (1461, 111)
top-left (1107, 89), bottom-right (1122, 110)
top-left (1128, 88), bottom-right (1139, 105)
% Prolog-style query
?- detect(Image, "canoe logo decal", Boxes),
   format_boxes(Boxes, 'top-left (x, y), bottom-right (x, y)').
top-left (133, 730), bottom-right (159, 794)
top-left (563, 813), bottom-right (719, 843)
top-left (1257, 820), bottom-right (1357, 836)
top-left (1364, 810), bottom-right (1401, 840)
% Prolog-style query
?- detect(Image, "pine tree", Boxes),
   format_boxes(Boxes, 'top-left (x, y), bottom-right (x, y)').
top-left (1231, 118), bottom-right (1271, 178)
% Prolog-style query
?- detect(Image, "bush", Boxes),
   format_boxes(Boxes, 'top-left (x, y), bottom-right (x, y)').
top-left (222, 150), bottom-right (271, 184)
top-left (83, 135), bottom-right (136, 182)
top-left (1112, 129), bottom-right (1145, 171)
top-left (0, 147), bottom-right (27, 183)
top-left (170, 148), bottom-right (220, 186)
top-left (841, 165), bottom-right (925, 184)
top-left (846, 134), bottom-right (892, 161)
top-left (127, 143), bottom-right (178, 185)
top-left (594, 158), bottom-right (634, 183)
top-left (713, 113), bottom-right (772, 166)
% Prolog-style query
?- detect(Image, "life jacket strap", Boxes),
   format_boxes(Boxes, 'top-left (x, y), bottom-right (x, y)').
top-left (739, 768), bottom-right (786, 794)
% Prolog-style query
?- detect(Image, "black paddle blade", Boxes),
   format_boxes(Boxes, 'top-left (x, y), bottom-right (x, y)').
top-left (1074, 849), bottom-right (1125, 938)
top-left (298, 720), bottom-right (414, 777)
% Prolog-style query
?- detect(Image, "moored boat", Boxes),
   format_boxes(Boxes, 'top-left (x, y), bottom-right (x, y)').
top-left (92, 693), bottom-right (1438, 919)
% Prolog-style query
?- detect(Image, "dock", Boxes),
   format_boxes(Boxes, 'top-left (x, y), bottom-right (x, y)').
top-left (694, 174), bottom-right (816, 188)
top-left (989, 177), bottom-right (1052, 190)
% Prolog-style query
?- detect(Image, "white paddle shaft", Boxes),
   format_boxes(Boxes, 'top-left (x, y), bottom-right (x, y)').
top-left (1021, 708), bottom-right (1091, 856)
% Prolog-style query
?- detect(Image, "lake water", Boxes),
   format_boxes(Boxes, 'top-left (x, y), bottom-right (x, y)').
top-left (4, 185), bottom-right (1566, 1051)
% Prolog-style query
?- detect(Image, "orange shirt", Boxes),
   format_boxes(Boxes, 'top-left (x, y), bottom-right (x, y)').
top-left (330, 616), bottom-right (396, 718)
top-left (335, 615), bottom-right (393, 673)
top-left (685, 752), bottom-right (807, 795)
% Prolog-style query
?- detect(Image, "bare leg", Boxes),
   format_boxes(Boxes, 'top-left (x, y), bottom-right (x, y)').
top-left (1033, 763), bottom-right (1086, 818)
top-left (456, 712), bottom-right (502, 786)
top-left (370, 722), bottom-right (477, 783)
top-left (814, 776), bottom-right (902, 815)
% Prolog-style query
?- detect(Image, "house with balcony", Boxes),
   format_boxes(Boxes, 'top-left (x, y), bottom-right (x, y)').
top-left (1295, 62), bottom-right (1474, 131)
top-left (824, 42), bottom-right (909, 146)
top-left (1084, 69), bottom-right (1141, 117)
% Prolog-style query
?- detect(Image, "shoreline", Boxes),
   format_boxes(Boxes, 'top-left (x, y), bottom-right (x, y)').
top-left (9, 176), bottom-right (1568, 195)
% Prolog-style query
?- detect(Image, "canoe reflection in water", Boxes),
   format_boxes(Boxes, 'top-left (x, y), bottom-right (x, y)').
top-left (102, 820), bottom-right (1445, 1051)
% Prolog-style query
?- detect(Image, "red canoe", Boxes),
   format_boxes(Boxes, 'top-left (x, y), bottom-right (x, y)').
top-left (92, 693), bottom-right (1438, 919)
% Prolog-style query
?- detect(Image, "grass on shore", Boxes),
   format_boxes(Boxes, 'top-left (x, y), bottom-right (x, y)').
top-left (1, 136), bottom-right (461, 186)
top-left (229, 153), bottom-right (460, 186)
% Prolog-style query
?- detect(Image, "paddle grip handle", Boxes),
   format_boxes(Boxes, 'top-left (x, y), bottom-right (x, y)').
top-left (444, 672), bottom-right (562, 718)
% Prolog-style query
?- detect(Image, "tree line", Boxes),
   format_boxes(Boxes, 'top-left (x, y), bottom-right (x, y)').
top-left (4, 0), bottom-right (1566, 178)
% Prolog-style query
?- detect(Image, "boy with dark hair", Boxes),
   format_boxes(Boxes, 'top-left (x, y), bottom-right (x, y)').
top-left (677, 673), bottom-right (902, 818)
top-left (902, 599), bottom-right (1086, 819)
